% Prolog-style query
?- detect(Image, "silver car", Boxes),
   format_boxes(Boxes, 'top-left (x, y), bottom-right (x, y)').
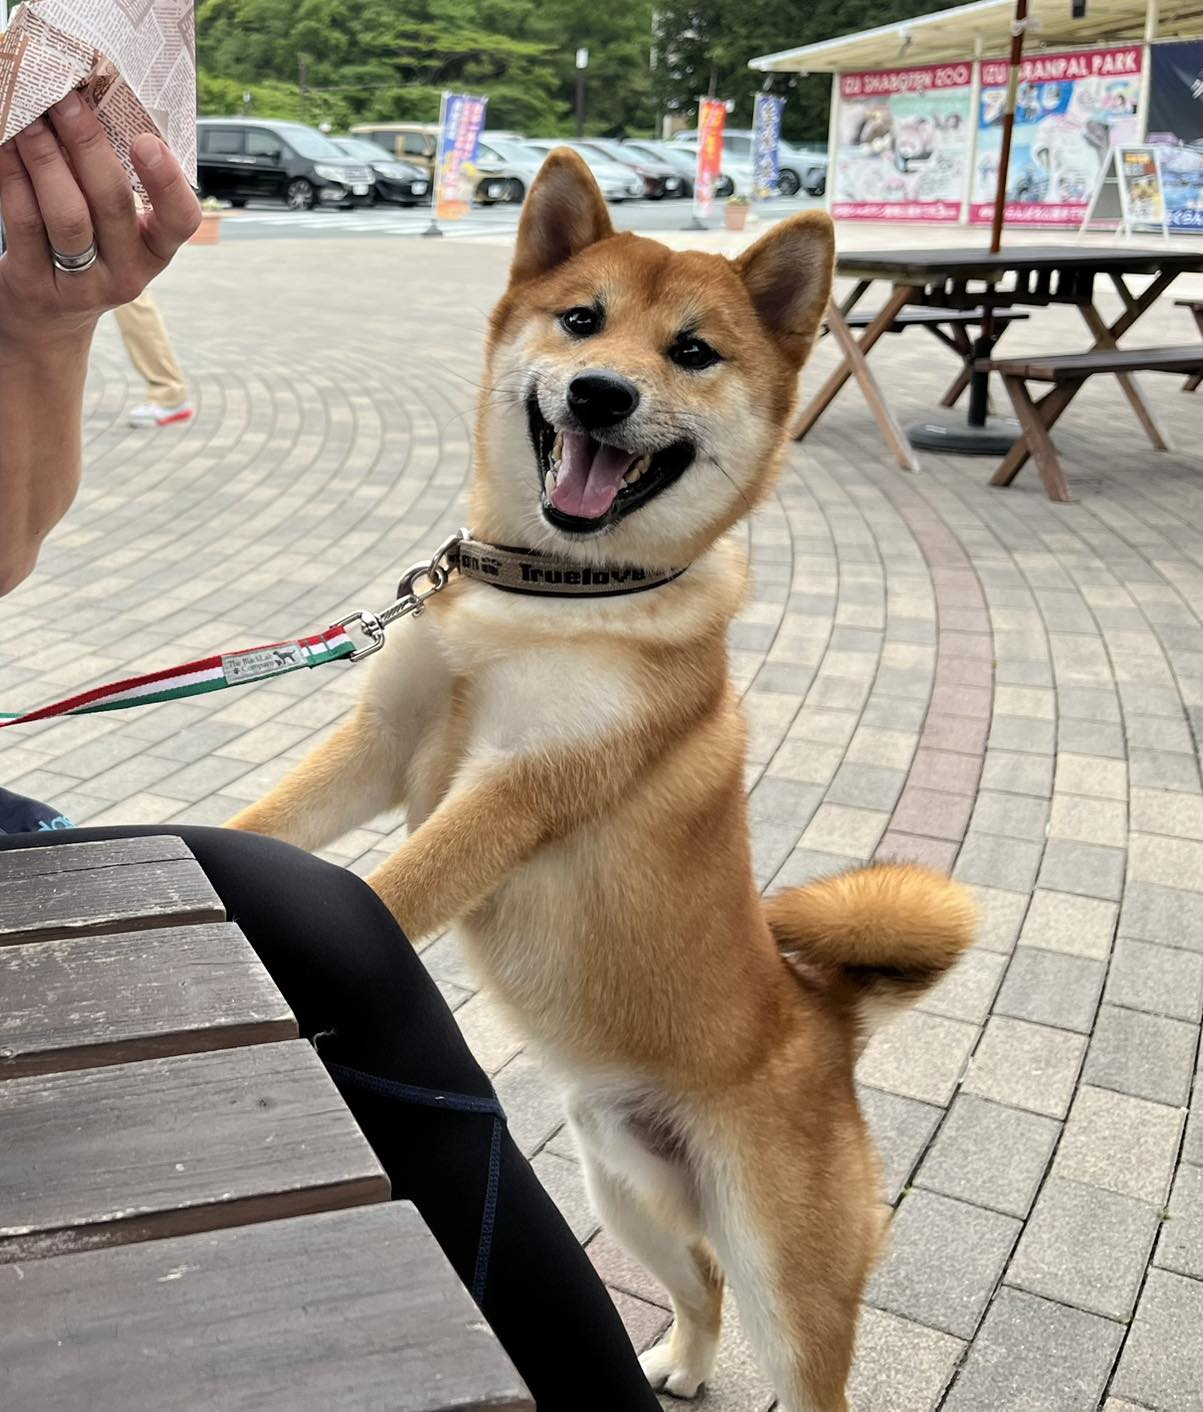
top-left (622, 140), bottom-right (735, 199)
top-left (670, 128), bottom-right (827, 197)
top-left (473, 137), bottom-right (549, 204)
top-left (524, 139), bottom-right (645, 202)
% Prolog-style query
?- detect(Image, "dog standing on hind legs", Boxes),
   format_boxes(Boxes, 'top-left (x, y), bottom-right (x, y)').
top-left (228, 149), bottom-right (977, 1410)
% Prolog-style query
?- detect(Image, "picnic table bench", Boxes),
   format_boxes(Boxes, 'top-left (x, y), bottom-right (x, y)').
top-left (796, 246), bottom-right (1203, 488)
top-left (0, 835), bottom-right (532, 1412)
top-left (981, 343), bottom-right (1203, 503)
top-left (1178, 298), bottom-right (1203, 390)
top-left (833, 304), bottom-right (1031, 412)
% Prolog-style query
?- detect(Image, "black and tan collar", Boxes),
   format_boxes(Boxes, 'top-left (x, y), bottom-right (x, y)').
top-left (454, 538), bottom-right (687, 598)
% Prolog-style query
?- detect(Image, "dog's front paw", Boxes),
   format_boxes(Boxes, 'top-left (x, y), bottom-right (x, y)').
top-left (640, 1341), bottom-right (707, 1400)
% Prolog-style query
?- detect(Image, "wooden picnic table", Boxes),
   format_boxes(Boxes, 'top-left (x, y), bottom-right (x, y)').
top-left (0, 835), bottom-right (532, 1412)
top-left (795, 244), bottom-right (1203, 478)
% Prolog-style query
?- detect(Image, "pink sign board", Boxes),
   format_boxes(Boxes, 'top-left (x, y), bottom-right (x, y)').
top-left (832, 63), bottom-right (974, 222)
top-left (970, 45), bottom-right (1143, 226)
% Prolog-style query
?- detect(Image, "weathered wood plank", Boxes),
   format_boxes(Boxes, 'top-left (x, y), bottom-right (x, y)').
top-left (0, 849), bottom-right (225, 946)
top-left (987, 343), bottom-right (1203, 380)
top-left (0, 1205), bottom-right (532, 1411)
top-left (0, 1041), bottom-right (388, 1262)
top-left (0, 836), bottom-right (194, 881)
top-left (0, 923), bottom-right (296, 1079)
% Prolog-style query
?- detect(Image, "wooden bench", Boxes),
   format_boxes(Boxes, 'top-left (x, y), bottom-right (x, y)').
top-left (0, 837), bottom-right (533, 1410)
top-left (829, 305), bottom-right (1030, 409)
top-left (1177, 299), bottom-right (1203, 390)
top-left (981, 344), bottom-right (1203, 502)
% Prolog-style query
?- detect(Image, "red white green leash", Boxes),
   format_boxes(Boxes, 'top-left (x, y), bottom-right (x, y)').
top-left (0, 530), bottom-right (687, 731)
top-left (0, 532), bottom-right (468, 731)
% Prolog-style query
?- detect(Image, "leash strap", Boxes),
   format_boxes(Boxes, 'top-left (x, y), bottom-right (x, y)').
top-left (0, 625), bottom-right (354, 729)
top-left (456, 538), bottom-right (686, 597)
top-left (0, 529), bottom-right (691, 729)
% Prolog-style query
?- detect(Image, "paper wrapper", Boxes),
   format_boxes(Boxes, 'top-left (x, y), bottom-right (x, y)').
top-left (0, 1), bottom-right (196, 208)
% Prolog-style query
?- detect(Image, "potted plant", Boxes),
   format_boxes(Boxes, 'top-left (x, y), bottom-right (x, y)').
top-left (724, 194), bottom-right (749, 231)
top-left (190, 197), bottom-right (224, 246)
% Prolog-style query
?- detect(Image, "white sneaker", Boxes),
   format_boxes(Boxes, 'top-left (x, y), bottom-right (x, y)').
top-left (128, 402), bottom-right (194, 428)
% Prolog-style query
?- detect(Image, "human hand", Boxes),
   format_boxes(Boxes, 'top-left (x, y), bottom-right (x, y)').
top-left (0, 90), bottom-right (201, 354)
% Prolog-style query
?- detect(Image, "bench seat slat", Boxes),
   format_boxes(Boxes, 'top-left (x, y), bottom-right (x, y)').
top-left (0, 1205), bottom-right (532, 1411)
top-left (982, 343), bottom-right (1203, 380)
top-left (842, 304), bottom-right (1030, 330)
top-left (0, 922), bottom-right (296, 1079)
top-left (0, 1040), bottom-right (388, 1262)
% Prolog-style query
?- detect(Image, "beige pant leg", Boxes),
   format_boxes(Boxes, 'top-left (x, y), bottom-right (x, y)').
top-left (113, 290), bottom-right (189, 407)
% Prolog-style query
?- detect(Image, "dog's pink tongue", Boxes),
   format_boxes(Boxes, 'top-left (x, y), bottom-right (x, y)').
top-left (550, 430), bottom-right (638, 519)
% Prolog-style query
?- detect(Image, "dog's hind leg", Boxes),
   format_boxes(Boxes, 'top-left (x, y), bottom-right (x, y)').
top-left (577, 1144), bottom-right (724, 1400)
top-left (700, 1124), bottom-right (881, 1412)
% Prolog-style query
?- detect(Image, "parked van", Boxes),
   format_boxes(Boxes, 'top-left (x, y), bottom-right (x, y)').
top-left (197, 118), bottom-right (374, 210)
top-left (349, 123), bottom-right (441, 178)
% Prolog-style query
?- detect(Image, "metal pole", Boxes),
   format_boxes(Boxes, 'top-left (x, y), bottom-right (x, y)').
top-left (422, 89), bottom-right (448, 237)
top-left (575, 48), bottom-right (588, 139)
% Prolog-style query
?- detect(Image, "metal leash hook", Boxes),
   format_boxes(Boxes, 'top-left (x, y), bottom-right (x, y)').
top-left (336, 528), bottom-right (470, 661)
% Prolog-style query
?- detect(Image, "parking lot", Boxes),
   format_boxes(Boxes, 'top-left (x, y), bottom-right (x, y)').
top-left (216, 192), bottom-right (828, 241)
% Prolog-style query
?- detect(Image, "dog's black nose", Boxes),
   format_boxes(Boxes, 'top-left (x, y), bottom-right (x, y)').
top-left (567, 371), bottom-right (640, 430)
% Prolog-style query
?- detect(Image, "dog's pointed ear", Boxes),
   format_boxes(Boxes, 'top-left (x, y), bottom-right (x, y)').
top-left (509, 148), bottom-right (615, 287)
top-left (732, 212), bottom-right (835, 369)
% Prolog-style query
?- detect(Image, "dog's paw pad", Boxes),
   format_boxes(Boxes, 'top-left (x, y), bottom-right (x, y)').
top-left (640, 1343), bottom-right (706, 1400)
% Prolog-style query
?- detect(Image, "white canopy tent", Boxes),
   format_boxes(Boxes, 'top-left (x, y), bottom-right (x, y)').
top-left (749, 0), bottom-right (1203, 231)
top-left (748, 0), bottom-right (1199, 73)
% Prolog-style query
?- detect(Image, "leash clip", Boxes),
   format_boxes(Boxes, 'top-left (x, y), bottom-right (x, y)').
top-left (334, 609), bottom-right (387, 661)
top-left (338, 529), bottom-right (471, 660)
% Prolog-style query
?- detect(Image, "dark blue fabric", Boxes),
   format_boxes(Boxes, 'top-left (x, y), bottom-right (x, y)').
top-left (0, 786), bottom-right (74, 834)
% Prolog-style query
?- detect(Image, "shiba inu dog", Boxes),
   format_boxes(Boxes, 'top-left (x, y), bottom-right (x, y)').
top-left (229, 150), bottom-right (976, 1411)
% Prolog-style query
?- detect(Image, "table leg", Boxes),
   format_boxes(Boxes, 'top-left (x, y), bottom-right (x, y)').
top-left (940, 325), bottom-right (974, 408)
top-left (1185, 306), bottom-right (1203, 393)
top-left (793, 285), bottom-right (916, 457)
top-left (991, 380), bottom-right (1082, 489)
top-left (993, 375), bottom-right (1076, 503)
top-left (806, 287), bottom-right (921, 473)
top-left (1079, 302), bottom-right (1172, 452)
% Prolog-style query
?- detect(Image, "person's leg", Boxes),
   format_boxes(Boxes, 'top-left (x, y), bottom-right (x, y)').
top-left (112, 290), bottom-right (190, 411)
top-left (0, 784), bottom-right (73, 832)
top-left (0, 825), bottom-right (658, 1412)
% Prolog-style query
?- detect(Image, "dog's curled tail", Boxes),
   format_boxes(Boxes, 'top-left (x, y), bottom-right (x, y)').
top-left (764, 862), bottom-right (977, 1040)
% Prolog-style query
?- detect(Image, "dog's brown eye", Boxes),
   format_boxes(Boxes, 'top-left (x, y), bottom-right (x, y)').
top-left (560, 306), bottom-right (601, 337)
top-left (669, 335), bottom-right (720, 370)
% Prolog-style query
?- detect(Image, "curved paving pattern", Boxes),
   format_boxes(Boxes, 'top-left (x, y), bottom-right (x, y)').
top-left (1, 235), bottom-right (1202, 1409)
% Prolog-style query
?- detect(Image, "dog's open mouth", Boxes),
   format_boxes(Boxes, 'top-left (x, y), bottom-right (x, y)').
top-left (528, 396), bottom-right (694, 535)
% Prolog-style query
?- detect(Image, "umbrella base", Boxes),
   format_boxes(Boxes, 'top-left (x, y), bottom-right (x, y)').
top-left (906, 411), bottom-right (1020, 456)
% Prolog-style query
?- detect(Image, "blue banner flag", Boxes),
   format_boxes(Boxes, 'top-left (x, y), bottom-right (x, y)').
top-left (753, 94), bottom-right (785, 200)
top-left (436, 91), bottom-right (488, 220)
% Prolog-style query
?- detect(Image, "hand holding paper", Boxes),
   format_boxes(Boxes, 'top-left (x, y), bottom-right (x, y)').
top-left (0, 5), bottom-right (202, 596)
top-left (0, 0), bottom-right (198, 203)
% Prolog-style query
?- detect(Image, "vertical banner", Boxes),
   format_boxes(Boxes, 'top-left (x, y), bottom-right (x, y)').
top-left (1147, 39), bottom-right (1203, 232)
top-left (831, 64), bottom-right (974, 221)
top-left (971, 46), bottom-right (1142, 226)
top-left (434, 90), bottom-right (488, 221)
top-left (752, 93), bottom-right (785, 200)
top-left (694, 98), bottom-right (726, 218)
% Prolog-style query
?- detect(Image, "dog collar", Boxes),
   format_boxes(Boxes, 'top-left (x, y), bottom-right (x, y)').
top-left (454, 538), bottom-right (687, 598)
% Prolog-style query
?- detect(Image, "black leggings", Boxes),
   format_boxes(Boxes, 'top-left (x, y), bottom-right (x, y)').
top-left (0, 825), bottom-right (659, 1412)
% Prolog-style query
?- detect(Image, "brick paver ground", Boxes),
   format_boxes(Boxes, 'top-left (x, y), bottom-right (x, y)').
top-left (3, 224), bottom-right (1202, 1410)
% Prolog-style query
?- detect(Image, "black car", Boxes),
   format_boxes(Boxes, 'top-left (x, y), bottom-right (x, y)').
top-left (197, 118), bottom-right (375, 211)
top-left (332, 136), bottom-right (431, 206)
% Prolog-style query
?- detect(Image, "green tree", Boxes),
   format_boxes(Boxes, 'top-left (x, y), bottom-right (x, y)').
top-left (652, 0), bottom-right (950, 141)
top-left (197, 0), bottom-right (564, 132)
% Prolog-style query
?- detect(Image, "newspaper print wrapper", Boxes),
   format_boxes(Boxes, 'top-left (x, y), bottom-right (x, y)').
top-left (0, 1), bottom-right (196, 210)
